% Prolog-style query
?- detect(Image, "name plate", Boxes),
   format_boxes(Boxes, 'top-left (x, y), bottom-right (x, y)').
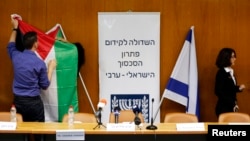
top-left (107, 123), bottom-right (135, 131)
top-left (56, 129), bottom-right (85, 141)
top-left (0, 122), bottom-right (17, 130)
top-left (176, 123), bottom-right (205, 131)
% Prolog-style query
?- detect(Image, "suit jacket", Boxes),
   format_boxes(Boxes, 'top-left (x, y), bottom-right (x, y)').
top-left (215, 68), bottom-right (241, 116)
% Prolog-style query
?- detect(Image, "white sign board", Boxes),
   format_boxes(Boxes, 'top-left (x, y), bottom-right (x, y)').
top-left (98, 12), bottom-right (161, 123)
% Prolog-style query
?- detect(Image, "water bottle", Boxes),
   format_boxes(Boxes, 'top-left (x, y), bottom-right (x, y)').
top-left (10, 104), bottom-right (17, 122)
top-left (68, 105), bottom-right (74, 126)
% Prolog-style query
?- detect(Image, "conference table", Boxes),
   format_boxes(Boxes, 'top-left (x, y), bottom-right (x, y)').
top-left (0, 122), bottom-right (212, 141)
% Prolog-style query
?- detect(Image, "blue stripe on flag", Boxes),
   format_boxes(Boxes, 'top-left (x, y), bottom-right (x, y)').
top-left (166, 78), bottom-right (188, 98)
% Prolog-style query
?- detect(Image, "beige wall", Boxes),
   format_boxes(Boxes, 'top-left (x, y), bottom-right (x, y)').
top-left (1, 0), bottom-right (250, 122)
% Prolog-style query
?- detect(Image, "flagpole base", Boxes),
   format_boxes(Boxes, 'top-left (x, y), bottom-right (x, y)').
top-left (146, 124), bottom-right (158, 130)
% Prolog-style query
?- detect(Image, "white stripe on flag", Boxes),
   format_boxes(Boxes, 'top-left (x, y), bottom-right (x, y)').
top-left (163, 26), bottom-right (199, 117)
top-left (41, 46), bottom-right (58, 121)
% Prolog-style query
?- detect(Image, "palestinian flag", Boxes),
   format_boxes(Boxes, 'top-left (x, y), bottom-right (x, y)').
top-left (14, 15), bottom-right (79, 122)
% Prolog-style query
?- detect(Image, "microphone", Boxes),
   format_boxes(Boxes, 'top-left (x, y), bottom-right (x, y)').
top-left (132, 104), bottom-right (141, 115)
top-left (95, 99), bottom-right (107, 123)
top-left (97, 98), bottom-right (107, 110)
top-left (132, 104), bottom-right (141, 125)
top-left (93, 99), bottom-right (107, 129)
top-left (146, 98), bottom-right (157, 130)
top-left (113, 106), bottom-right (120, 124)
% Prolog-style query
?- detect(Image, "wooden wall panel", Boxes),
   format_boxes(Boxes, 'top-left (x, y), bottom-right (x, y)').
top-left (0, 0), bottom-right (250, 122)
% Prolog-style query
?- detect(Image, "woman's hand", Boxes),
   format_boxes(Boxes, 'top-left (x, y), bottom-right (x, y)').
top-left (239, 84), bottom-right (245, 91)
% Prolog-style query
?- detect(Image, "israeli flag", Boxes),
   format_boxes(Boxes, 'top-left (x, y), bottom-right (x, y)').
top-left (163, 26), bottom-right (199, 117)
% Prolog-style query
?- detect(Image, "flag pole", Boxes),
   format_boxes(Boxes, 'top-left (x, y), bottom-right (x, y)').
top-left (78, 72), bottom-right (96, 114)
top-left (153, 95), bottom-right (164, 123)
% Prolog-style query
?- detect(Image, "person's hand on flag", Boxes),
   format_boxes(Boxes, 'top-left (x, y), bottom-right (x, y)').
top-left (11, 18), bottom-right (18, 29)
top-left (47, 59), bottom-right (57, 82)
top-left (48, 59), bottom-right (57, 70)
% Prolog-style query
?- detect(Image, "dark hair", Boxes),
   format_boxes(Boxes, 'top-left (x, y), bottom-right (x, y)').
top-left (73, 42), bottom-right (85, 73)
top-left (23, 31), bottom-right (37, 49)
top-left (215, 47), bottom-right (236, 68)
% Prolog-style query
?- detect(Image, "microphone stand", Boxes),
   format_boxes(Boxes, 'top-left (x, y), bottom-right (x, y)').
top-left (114, 111), bottom-right (119, 124)
top-left (93, 108), bottom-right (106, 129)
top-left (113, 106), bottom-right (120, 124)
top-left (146, 98), bottom-right (157, 130)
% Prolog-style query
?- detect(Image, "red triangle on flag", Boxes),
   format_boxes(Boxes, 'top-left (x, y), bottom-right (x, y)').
top-left (18, 20), bottom-right (55, 60)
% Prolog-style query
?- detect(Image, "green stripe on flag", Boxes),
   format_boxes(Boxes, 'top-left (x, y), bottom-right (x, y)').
top-left (54, 41), bottom-right (79, 121)
top-left (56, 28), bottom-right (64, 39)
